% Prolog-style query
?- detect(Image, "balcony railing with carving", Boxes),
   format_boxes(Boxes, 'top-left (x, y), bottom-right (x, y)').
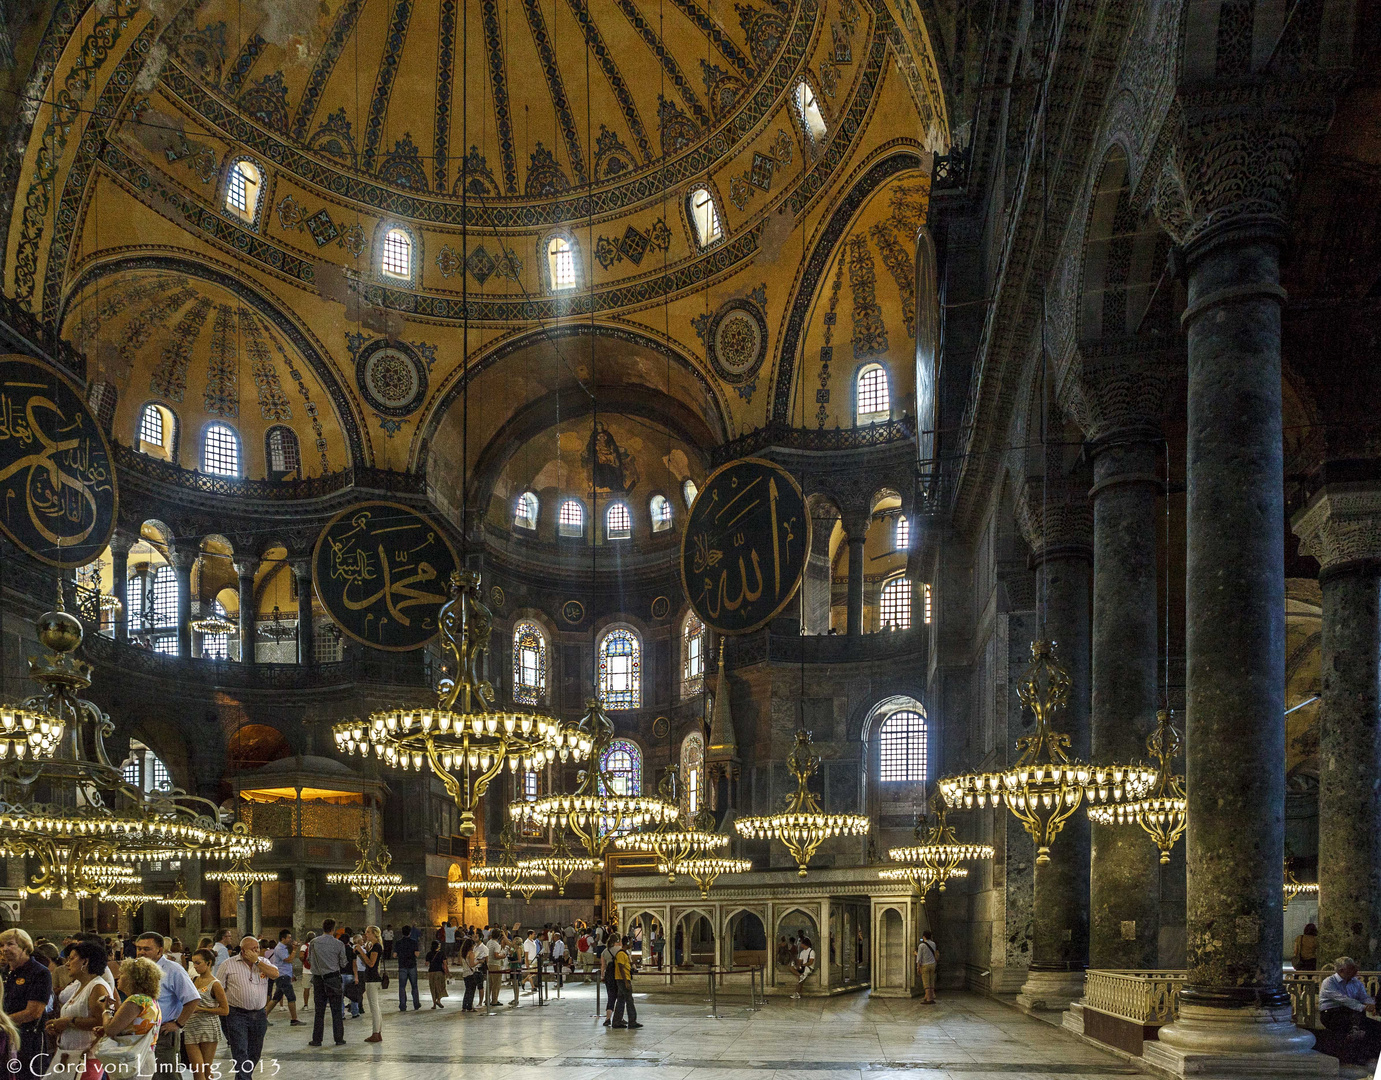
top-left (241, 801), bottom-right (380, 841)
top-left (710, 419), bottom-right (916, 467)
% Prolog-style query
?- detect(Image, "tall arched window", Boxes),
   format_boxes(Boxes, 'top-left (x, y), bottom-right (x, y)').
top-left (266, 426), bottom-right (300, 479)
top-left (514, 492), bottom-right (539, 530)
top-left (600, 738), bottom-right (642, 796)
top-left (606, 502), bottom-right (631, 540)
top-left (139, 404), bottom-right (163, 447)
top-left (894, 514), bottom-right (910, 551)
top-left (512, 621), bottom-right (548, 705)
top-left (130, 565), bottom-right (180, 655)
top-left (682, 611), bottom-right (705, 697)
top-left (794, 79), bottom-right (827, 144)
top-left (680, 731), bottom-right (705, 818)
top-left (877, 709), bottom-right (927, 782)
top-left (201, 599), bottom-right (232, 660)
top-left (225, 160), bottom-right (262, 222)
top-left (598, 628), bottom-right (641, 709)
top-left (682, 479), bottom-right (698, 508)
top-left (857, 364), bottom-right (890, 422)
top-left (382, 227), bottom-right (412, 278)
top-left (650, 495), bottom-right (672, 533)
top-left (121, 739), bottom-right (173, 792)
top-left (138, 404), bottom-right (175, 460)
top-left (879, 576), bottom-right (911, 630)
top-left (548, 236), bottom-right (578, 290)
top-left (558, 499), bottom-right (585, 538)
top-left (687, 187), bottom-right (723, 247)
top-left (202, 423), bottom-right (241, 476)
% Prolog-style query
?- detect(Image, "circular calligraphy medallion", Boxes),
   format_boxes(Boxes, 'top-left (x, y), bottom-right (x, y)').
top-left (0, 355), bottom-right (117, 567)
top-left (707, 300), bottom-right (768, 385)
top-left (489, 585), bottom-right (505, 609)
top-left (650, 595), bottom-right (670, 620)
top-left (652, 716), bottom-right (671, 740)
top-left (679, 457), bottom-right (810, 636)
top-left (355, 340), bottom-right (428, 417)
top-left (312, 501), bottom-right (458, 651)
top-left (561, 600), bottom-right (585, 624)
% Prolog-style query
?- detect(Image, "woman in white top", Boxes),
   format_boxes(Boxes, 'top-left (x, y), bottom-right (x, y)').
top-left (43, 942), bottom-right (112, 1080)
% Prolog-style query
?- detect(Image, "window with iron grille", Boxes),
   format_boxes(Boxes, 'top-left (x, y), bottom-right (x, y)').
top-left (548, 237), bottom-right (577, 289)
top-left (895, 514), bottom-right (910, 551)
top-left (382, 228), bottom-right (412, 278)
top-left (879, 577), bottom-right (911, 630)
top-left (688, 187), bottom-right (723, 247)
top-left (878, 709), bottom-right (927, 782)
top-left (267, 427), bottom-right (300, 475)
top-left (226, 160), bottom-right (260, 219)
top-left (139, 404), bottom-right (164, 448)
top-left (558, 500), bottom-right (584, 537)
top-left (857, 364), bottom-right (890, 420)
top-left (650, 495), bottom-right (672, 532)
top-left (606, 502), bottom-right (631, 539)
top-left (202, 423), bottom-right (240, 476)
top-left (515, 492), bottom-right (539, 530)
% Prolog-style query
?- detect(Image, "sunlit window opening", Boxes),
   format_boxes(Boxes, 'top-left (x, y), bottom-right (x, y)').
top-left (794, 80), bottom-right (827, 143)
top-left (599, 629), bottom-right (641, 709)
top-left (515, 491), bottom-right (539, 530)
top-left (688, 187), bottom-right (723, 246)
top-left (607, 502), bottom-right (632, 539)
top-left (202, 423), bottom-right (241, 476)
top-left (558, 500), bottom-right (585, 537)
top-left (857, 363), bottom-right (890, 421)
top-left (548, 237), bottom-right (577, 289)
top-left (878, 709), bottom-right (927, 782)
top-left (226, 160), bottom-right (261, 221)
top-left (879, 577), bottom-right (911, 630)
top-left (382, 227), bottom-right (412, 278)
top-left (650, 494), bottom-right (673, 532)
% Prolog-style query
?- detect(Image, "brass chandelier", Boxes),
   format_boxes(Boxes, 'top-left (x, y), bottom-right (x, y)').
top-left (938, 639), bottom-right (1156, 864)
top-left (158, 874), bottom-right (206, 918)
top-left (611, 778), bottom-right (731, 882)
top-left (0, 598), bottom-right (268, 899)
top-left (659, 856), bottom-right (753, 899)
top-left (452, 822), bottom-right (552, 902)
top-left (100, 889), bottom-right (166, 916)
top-left (1086, 710), bottom-right (1187, 864)
top-left (736, 729), bottom-right (870, 877)
top-left (517, 830), bottom-right (599, 896)
top-left (1283, 858), bottom-right (1318, 912)
top-left (326, 825), bottom-right (418, 911)
top-left (333, 571), bottom-right (578, 837)
top-left (878, 864), bottom-right (968, 896)
top-left (886, 796), bottom-right (993, 894)
top-left (206, 854), bottom-right (278, 900)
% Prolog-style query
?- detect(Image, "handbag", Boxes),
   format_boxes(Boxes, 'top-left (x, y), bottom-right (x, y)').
top-left (381, 969), bottom-right (390, 990)
top-left (91, 1032), bottom-right (152, 1080)
top-left (344, 978), bottom-right (364, 1004)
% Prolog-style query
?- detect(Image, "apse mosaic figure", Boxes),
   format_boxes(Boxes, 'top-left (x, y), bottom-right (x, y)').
top-left (0, 355), bottom-right (116, 567)
top-left (313, 500), bottom-right (458, 650)
top-left (680, 456), bottom-right (809, 635)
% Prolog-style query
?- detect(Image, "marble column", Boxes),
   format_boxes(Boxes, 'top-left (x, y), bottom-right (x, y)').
top-left (109, 528), bottom-right (134, 643)
top-left (293, 873), bottom-right (307, 938)
top-left (843, 513), bottom-right (868, 637)
top-left (234, 557), bottom-right (258, 666)
top-left (1015, 480), bottom-right (1092, 1010)
top-left (1060, 350), bottom-right (1169, 969)
top-left (170, 543), bottom-right (197, 659)
top-left (291, 558), bottom-right (315, 666)
top-left (184, 860), bottom-right (204, 944)
top-left (1293, 484), bottom-right (1381, 966)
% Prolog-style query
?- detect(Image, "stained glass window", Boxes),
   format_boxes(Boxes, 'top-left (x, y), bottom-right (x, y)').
top-left (600, 738), bottom-right (642, 796)
top-left (598, 628), bottom-right (641, 710)
top-left (680, 731), bottom-right (705, 818)
top-left (683, 611), bottom-right (705, 696)
top-left (857, 364), bottom-right (890, 420)
top-left (879, 577), bottom-right (911, 630)
top-left (878, 709), bottom-right (927, 782)
top-left (512, 621), bottom-right (547, 705)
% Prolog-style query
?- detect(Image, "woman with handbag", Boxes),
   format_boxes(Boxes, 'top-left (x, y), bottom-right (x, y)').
top-left (458, 938), bottom-right (478, 1013)
top-left (91, 957), bottom-right (163, 1080)
top-left (182, 950), bottom-right (226, 1080)
top-left (426, 941), bottom-right (449, 1009)
top-left (42, 942), bottom-right (110, 1080)
top-left (356, 928), bottom-right (384, 1043)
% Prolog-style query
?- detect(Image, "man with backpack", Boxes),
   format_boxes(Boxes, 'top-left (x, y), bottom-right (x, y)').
top-left (610, 935), bottom-right (642, 1029)
top-left (916, 930), bottom-right (939, 1004)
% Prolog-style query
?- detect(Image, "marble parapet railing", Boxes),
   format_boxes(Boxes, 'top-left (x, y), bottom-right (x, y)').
top-left (1083, 969), bottom-right (1380, 1032)
top-left (710, 418), bottom-right (916, 466)
top-left (725, 624), bottom-right (925, 666)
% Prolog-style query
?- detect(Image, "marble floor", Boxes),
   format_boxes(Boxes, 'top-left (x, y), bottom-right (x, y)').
top-left (243, 981), bottom-right (1143, 1080)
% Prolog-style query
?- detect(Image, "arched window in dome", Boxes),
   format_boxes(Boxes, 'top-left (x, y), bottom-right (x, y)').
top-left (856, 363), bottom-right (890, 422)
top-left (598, 628), bottom-right (641, 710)
top-left (558, 499), bottom-right (585, 538)
top-left (879, 576), bottom-right (911, 631)
top-left (548, 236), bottom-right (578, 290)
top-left (682, 611), bottom-right (705, 697)
top-left (225, 159), bottom-right (262, 222)
top-left (682, 479), bottom-right (699, 508)
top-left (515, 491), bottom-right (539, 531)
top-left (512, 621), bottom-right (547, 705)
top-left (606, 502), bottom-right (631, 540)
top-left (202, 423), bottom-right (240, 477)
top-left (687, 187), bottom-right (723, 247)
top-left (894, 514), bottom-right (910, 551)
top-left (680, 731), bottom-right (705, 818)
top-left (650, 495), bottom-right (672, 533)
top-left (599, 738), bottom-right (642, 796)
top-left (794, 79), bottom-right (827, 145)
top-left (877, 708), bottom-right (927, 782)
top-left (382, 227), bottom-right (412, 279)
top-left (266, 426), bottom-right (300, 480)
top-left (138, 403), bottom-right (175, 461)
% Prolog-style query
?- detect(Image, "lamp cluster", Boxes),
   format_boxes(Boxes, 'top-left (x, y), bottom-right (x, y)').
top-left (657, 857), bottom-right (753, 899)
top-left (1086, 710), bottom-right (1187, 864)
top-left (0, 706), bottom-right (62, 760)
top-left (206, 855), bottom-right (279, 900)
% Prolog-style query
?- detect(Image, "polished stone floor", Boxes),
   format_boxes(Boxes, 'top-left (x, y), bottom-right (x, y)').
top-left (244, 981), bottom-right (1144, 1080)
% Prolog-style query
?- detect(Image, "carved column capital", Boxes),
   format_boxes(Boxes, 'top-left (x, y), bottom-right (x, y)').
top-left (840, 511), bottom-right (872, 540)
top-left (1292, 483), bottom-right (1381, 575)
top-left (1015, 478), bottom-right (1092, 563)
top-left (168, 542), bottom-right (200, 571)
top-left (107, 527), bottom-right (138, 557)
top-left (1058, 344), bottom-right (1175, 448)
top-left (232, 556), bottom-right (259, 579)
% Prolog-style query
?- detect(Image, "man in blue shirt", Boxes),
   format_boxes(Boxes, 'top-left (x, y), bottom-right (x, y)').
top-left (264, 929), bottom-right (304, 1025)
top-left (393, 925), bottom-right (421, 1010)
top-left (135, 932), bottom-right (203, 1075)
top-left (1319, 956), bottom-right (1381, 1065)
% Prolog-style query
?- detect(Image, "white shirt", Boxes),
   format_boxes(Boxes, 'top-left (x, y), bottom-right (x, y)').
top-left (917, 939), bottom-right (937, 965)
top-left (383, 929), bottom-right (394, 942)
top-left (444, 926), bottom-right (456, 944)
top-left (487, 942), bottom-right (508, 964)
top-left (472, 941), bottom-right (489, 964)
top-left (1320, 973), bottom-right (1374, 1013)
top-left (798, 947), bottom-right (816, 970)
top-left (523, 939), bottom-right (539, 962)
top-left (551, 940), bottom-right (566, 960)
top-left (212, 942), bottom-right (230, 969)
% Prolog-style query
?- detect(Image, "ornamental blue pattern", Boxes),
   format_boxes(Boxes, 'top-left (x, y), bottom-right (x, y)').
top-left (512, 621), bottom-right (547, 705)
top-left (600, 739), bottom-right (642, 797)
top-left (598, 628), bottom-right (640, 710)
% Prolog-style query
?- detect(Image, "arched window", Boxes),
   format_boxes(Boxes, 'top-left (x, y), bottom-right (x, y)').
top-left (600, 738), bottom-right (642, 796)
top-left (202, 423), bottom-right (241, 476)
top-left (680, 731), bottom-right (705, 818)
top-left (152, 565), bottom-right (178, 628)
top-left (201, 599), bottom-right (232, 660)
top-left (512, 621), bottom-right (548, 705)
top-left (922, 582), bottom-right (932, 625)
top-left (598, 628), bottom-right (641, 709)
top-left (558, 499), bottom-right (585, 538)
top-left (137, 404), bottom-right (175, 460)
top-left (606, 502), bottom-right (631, 540)
top-left (225, 160), bottom-right (262, 222)
top-left (682, 611), bottom-right (705, 697)
top-left (894, 514), bottom-right (910, 551)
top-left (794, 80), bottom-right (827, 144)
top-left (382, 227), bottom-right (412, 278)
top-left (139, 404), bottom-right (163, 447)
top-left (682, 479), bottom-right (699, 508)
top-left (879, 576), bottom-right (911, 631)
top-left (266, 426), bottom-right (300, 479)
top-left (514, 492), bottom-right (539, 531)
top-left (856, 363), bottom-right (890, 422)
top-left (650, 495), bottom-right (672, 533)
top-left (877, 709), bottom-right (927, 782)
top-left (548, 236), bottom-right (577, 290)
top-left (687, 187), bottom-right (723, 247)
top-left (121, 739), bottom-right (173, 792)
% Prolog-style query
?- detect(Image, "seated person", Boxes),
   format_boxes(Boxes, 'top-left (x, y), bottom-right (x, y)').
top-left (1319, 956), bottom-right (1381, 1065)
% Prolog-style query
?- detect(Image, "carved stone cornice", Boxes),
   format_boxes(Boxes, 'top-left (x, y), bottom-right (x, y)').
top-left (1292, 483), bottom-right (1381, 574)
top-left (1058, 341), bottom-right (1177, 448)
top-left (1015, 478), bottom-right (1093, 562)
top-left (1149, 81), bottom-right (1342, 249)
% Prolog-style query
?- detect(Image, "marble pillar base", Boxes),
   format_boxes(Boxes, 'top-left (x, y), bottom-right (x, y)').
top-left (1145, 1003), bottom-right (1336, 1076)
top-left (1016, 969), bottom-right (1085, 1011)
top-left (1062, 1001), bottom-right (1086, 1035)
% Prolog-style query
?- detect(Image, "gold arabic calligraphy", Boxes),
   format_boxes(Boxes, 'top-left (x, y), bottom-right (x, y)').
top-left (325, 510), bottom-right (450, 641)
top-left (689, 472), bottom-right (800, 624)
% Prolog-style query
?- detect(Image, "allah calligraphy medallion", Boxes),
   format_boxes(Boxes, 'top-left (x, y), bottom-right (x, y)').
top-left (312, 501), bottom-right (458, 651)
top-left (0, 355), bottom-right (117, 567)
top-left (680, 457), bottom-right (809, 636)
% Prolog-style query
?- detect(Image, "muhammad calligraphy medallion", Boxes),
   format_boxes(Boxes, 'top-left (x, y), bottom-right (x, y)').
top-left (312, 501), bottom-right (458, 651)
top-left (680, 457), bottom-right (809, 636)
top-left (0, 356), bottom-right (116, 567)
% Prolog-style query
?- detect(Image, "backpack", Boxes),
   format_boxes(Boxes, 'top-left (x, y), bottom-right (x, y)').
top-left (577, 935), bottom-right (589, 953)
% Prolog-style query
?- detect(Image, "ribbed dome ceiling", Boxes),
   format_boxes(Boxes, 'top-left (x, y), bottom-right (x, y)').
top-left (175, 0), bottom-right (792, 201)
